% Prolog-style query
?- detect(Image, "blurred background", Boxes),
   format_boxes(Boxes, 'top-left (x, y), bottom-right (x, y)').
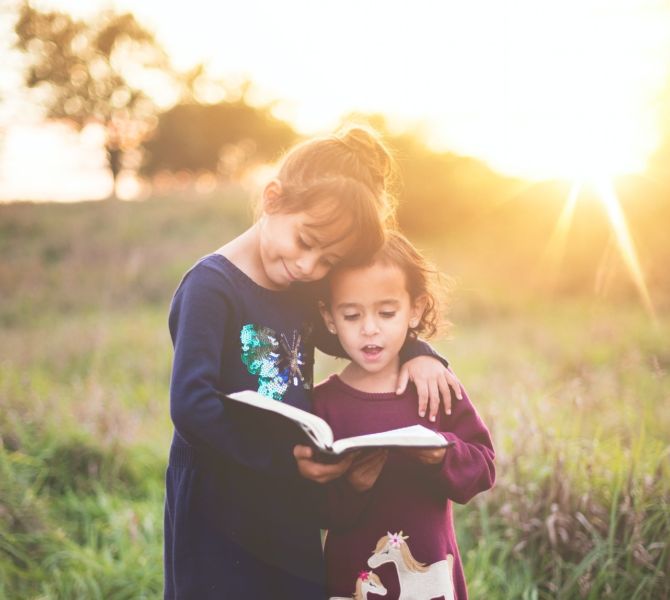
top-left (1, 0), bottom-right (668, 598)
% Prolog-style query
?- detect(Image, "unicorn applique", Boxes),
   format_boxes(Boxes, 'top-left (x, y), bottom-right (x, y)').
top-left (367, 532), bottom-right (455, 600)
top-left (329, 570), bottom-right (388, 600)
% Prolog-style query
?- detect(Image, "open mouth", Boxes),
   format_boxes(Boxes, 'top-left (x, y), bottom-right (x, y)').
top-left (361, 345), bottom-right (383, 358)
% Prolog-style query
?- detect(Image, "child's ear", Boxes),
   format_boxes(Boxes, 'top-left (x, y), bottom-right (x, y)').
top-left (262, 179), bottom-right (283, 213)
top-left (318, 301), bottom-right (337, 335)
top-left (409, 295), bottom-right (428, 329)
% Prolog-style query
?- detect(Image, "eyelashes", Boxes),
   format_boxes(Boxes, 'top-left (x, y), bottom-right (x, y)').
top-left (342, 312), bottom-right (396, 321)
top-left (297, 234), bottom-right (336, 268)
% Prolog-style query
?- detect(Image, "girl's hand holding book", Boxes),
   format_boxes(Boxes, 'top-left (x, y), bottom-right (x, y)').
top-left (403, 446), bottom-right (447, 465)
top-left (346, 449), bottom-right (388, 492)
top-left (293, 444), bottom-right (356, 483)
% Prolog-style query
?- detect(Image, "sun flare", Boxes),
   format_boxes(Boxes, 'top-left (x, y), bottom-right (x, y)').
top-left (594, 179), bottom-right (656, 319)
top-left (4, 0), bottom-right (669, 215)
top-left (416, 1), bottom-right (669, 182)
top-left (47, 0), bottom-right (670, 182)
top-left (541, 176), bottom-right (657, 319)
top-left (542, 181), bottom-right (581, 272)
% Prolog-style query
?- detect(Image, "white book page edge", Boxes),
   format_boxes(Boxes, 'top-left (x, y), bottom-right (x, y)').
top-left (331, 424), bottom-right (446, 454)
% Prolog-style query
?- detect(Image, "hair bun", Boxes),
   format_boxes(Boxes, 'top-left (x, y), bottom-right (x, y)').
top-left (274, 123), bottom-right (398, 229)
top-left (335, 126), bottom-right (394, 194)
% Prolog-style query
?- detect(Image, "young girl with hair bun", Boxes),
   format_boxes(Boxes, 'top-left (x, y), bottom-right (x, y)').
top-left (313, 230), bottom-right (495, 600)
top-left (164, 126), bottom-right (462, 599)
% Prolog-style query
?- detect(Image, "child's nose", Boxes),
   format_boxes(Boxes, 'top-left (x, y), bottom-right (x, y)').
top-left (295, 252), bottom-right (319, 278)
top-left (361, 316), bottom-right (379, 335)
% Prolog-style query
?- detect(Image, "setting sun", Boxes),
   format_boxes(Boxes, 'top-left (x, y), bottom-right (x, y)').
top-left (22, 0), bottom-right (670, 185)
top-left (5, 0), bottom-right (667, 313)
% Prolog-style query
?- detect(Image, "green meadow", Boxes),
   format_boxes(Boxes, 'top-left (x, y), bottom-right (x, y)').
top-left (1, 193), bottom-right (668, 599)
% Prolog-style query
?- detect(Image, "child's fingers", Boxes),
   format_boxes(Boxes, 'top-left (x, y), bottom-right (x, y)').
top-left (370, 449), bottom-right (389, 469)
top-left (395, 366), bottom-right (410, 395)
top-left (314, 459), bottom-right (352, 483)
top-left (415, 379), bottom-right (429, 418)
top-left (293, 445), bottom-right (354, 483)
top-left (349, 449), bottom-right (386, 473)
top-left (363, 449), bottom-right (388, 464)
top-left (427, 379), bottom-right (440, 422)
top-left (321, 454), bottom-right (355, 478)
top-left (419, 447), bottom-right (447, 465)
top-left (403, 446), bottom-right (445, 465)
top-left (437, 374), bottom-right (452, 416)
top-left (446, 370), bottom-right (463, 401)
top-left (350, 449), bottom-right (384, 469)
top-left (293, 444), bottom-right (314, 460)
top-left (358, 456), bottom-right (386, 478)
top-left (368, 450), bottom-right (388, 475)
top-left (347, 450), bottom-right (387, 491)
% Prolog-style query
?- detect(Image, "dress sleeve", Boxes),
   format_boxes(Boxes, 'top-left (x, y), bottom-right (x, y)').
top-left (422, 387), bottom-right (495, 504)
top-left (168, 264), bottom-right (296, 474)
top-left (398, 336), bottom-right (449, 368)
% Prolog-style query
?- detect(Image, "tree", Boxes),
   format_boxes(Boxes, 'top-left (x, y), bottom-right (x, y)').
top-left (141, 99), bottom-right (298, 178)
top-left (14, 2), bottom-right (170, 198)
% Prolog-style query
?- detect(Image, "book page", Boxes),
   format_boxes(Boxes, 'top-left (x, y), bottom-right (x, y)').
top-left (331, 424), bottom-right (447, 455)
top-left (226, 390), bottom-right (334, 450)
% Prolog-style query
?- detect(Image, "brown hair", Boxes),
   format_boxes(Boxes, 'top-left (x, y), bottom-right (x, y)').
top-left (269, 125), bottom-right (397, 264)
top-left (326, 229), bottom-right (449, 339)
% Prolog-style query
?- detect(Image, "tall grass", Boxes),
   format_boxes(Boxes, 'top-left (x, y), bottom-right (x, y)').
top-left (1, 193), bottom-right (668, 598)
top-left (443, 305), bottom-right (670, 599)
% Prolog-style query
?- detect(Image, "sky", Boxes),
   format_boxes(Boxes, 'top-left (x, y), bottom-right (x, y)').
top-left (1, 0), bottom-right (670, 200)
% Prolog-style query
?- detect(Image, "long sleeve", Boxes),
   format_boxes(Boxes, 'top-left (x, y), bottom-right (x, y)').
top-left (423, 387), bottom-right (495, 504)
top-left (398, 336), bottom-right (449, 368)
top-left (169, 264), bottom-right (295, 474)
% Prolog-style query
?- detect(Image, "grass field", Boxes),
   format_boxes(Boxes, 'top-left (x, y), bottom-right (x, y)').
top-left (1, 193), bottom-right (668, 599)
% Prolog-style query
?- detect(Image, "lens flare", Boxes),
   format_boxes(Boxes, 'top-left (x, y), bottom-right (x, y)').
top-left (542, 181), bottom-right (581, 274)
top-left (593, 179), bottom-right (656, 320)
top-left (544, 178), bottom-right (656, 319)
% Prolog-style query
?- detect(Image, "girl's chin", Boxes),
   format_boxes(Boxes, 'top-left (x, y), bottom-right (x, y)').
top-left (354, 356), bottom-right (393, 373)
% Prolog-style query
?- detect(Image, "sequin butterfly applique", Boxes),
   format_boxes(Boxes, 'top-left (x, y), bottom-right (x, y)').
top-left (240, 324), bottom-right (312, 401)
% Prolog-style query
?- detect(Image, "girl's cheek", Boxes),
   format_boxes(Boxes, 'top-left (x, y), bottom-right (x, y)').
top-left (314, 265), bottom-right (331, 281)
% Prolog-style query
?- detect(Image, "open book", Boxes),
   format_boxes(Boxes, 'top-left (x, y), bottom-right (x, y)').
top-left (224, 390), bottom-right (449, 458)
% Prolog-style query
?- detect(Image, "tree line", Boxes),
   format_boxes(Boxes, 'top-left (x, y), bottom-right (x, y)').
top-left (11, 4), bottom-right (296, 195)
top-left (9, 2), bottom-right (670, 244)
